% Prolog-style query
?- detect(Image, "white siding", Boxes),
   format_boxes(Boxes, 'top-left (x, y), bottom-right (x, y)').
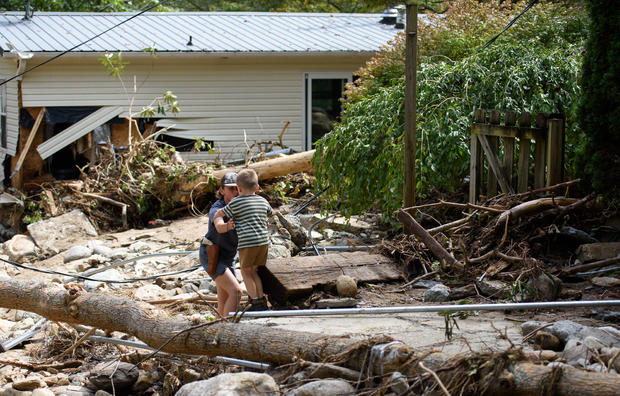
top-left (20, 54), bottom-right (370, 160)
top-left (0, 58), bottom-right (20, 156)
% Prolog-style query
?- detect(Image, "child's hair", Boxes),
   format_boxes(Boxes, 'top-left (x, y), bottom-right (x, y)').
top-left (236, 169), bottom-right (259, 191)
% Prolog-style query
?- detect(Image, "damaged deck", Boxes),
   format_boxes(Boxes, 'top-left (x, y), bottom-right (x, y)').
top-left (260, 251), bottom-right (402, 304)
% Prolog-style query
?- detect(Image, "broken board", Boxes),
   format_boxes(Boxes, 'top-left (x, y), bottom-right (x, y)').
top-left (260, 251), bottom-right (402, 304)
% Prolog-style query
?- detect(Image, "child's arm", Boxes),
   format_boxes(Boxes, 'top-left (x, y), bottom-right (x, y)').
top-left (213, 209), bottom-right (234, 233)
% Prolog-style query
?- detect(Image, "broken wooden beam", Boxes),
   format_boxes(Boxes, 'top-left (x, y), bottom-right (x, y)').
top-left (260, 251), bottom-right (402, 304)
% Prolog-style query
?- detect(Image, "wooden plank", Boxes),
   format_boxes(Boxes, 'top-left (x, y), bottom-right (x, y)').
top-left (517, 138), bottom-right (531, 193)
top-left (10, 107), bottom-right (45, 180)
top-left (546, 118), bottom-right (564, 187)
top-left (478, 134), bottom-right (514, 195)
top-left (469, 131), bottom-right (481, 204)
top-left (471, 124), bottom-right (539, 140)
top-left (534, 130), bottom-right (546, 189)
top-left (503, 136), bottom-right (515, 188)
top-left (403, 3), bottom-right (418, 209)
top-left (260, 252), bottom-right (401, 304)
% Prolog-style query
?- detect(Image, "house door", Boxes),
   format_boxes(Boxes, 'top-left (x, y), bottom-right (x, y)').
top-left (304, 72), bottom-right (351, 150)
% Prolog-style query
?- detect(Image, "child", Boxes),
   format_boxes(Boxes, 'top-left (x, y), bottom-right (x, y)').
top-left (214, 168), bottom-right (272, 311)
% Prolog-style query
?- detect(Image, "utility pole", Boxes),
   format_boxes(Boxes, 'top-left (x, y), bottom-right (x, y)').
top-left (403, 2), bottom-right (418, 208)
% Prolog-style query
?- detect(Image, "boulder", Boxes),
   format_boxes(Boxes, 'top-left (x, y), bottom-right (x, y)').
top-left (63, 246), bottom-right (93, 263)
top-left (577, 242), bottom-right (620, 262)
top-left (88, 361), bottom-right (138, 392)
top-left (27, 210), bottom-right (98, 255)
top-left (475, 279), bottom-right (509, 299)
top-left (286, 379), bottom-right (355, 396)
top-left (276, 213), bottom-right (308, 248)
top-left (525, 272), bottom-right (561, 301)
top-left (4, 234), bottom-right (37, 262)
top-left (424, 284), bottom-right (450, 302)
top-left (336, 275), bottom-right (357, 297)
top-left (175, 372), bottom-right (278, 396)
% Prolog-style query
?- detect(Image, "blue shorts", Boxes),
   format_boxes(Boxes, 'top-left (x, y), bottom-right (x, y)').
top-left (199, 244), bottom-right (235, 280)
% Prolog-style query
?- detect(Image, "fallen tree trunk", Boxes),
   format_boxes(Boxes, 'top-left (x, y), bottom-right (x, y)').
top-left (1, 278), bottom-right (618, 395)
top-left (169, 150), bottom-right (315, 204)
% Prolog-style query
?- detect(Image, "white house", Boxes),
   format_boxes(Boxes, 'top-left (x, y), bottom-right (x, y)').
top-left (0, 10), bottom-right (403, 185)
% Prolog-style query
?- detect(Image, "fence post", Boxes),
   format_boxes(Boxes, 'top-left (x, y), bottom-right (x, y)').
top-left (503, 110), bottom-right (516, 188)
top-left (487, 110), bottom-right (501, 197)
top-left (517, 112), bottom-right (532, 193)
top-left (534, 113), bottom-right (548, 189)
top-left (546, 118), bottom-right (564, 186)
top-left (469, 109), bottom-right (485, 203)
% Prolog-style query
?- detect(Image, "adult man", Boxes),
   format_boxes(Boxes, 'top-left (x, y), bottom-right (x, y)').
top-left (199, 172), bottom-right (243, 317)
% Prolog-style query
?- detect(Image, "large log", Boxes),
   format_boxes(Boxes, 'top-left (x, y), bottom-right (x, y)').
top-left (169, 150), bottom-right (315, 204)
top-left (0, 278), bottom-right (618, 395)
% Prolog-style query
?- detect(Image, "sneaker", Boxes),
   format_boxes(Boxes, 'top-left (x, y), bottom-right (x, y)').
top-left (249, 297), bottom-right (269, 311)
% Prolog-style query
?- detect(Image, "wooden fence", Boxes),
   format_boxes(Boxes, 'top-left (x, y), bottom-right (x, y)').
top-left (469, 109), bottom-right (564, 203)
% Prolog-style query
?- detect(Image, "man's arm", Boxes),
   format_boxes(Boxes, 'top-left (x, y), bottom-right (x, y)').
top-left (214, 215), bottom-right (234, 233)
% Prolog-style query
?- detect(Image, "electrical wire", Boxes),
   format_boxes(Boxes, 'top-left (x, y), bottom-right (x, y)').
top-left (479, 0), bottom-right (540, 51)
top-left (0, 255), bottom-right (199, 284)
top-left (0, 1), bottom-right (165, 87)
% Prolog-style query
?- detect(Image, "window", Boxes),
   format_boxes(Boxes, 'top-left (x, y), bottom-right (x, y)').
top-left (1, 82), bottom-right (6, 149)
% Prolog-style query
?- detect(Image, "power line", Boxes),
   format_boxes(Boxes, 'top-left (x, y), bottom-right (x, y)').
top-left (0, 1), bottom-right (165, 87)
top-left (480, 0), bottom-right (540, 51)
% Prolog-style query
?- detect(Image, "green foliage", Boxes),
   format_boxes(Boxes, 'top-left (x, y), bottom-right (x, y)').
top-left (314, 0), bottom-right (586, 220)
top-left (0, 0), bottom-right (170, 12)
top-left (99, 52), bottom-right (128, 79)
top-left (22, 200), bottom-right (43, 225)
top-left (576, 0), bottom-right (620, 200)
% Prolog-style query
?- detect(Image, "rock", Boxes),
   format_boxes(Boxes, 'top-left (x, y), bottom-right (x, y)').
top-left (132, 369), bottom-right (159, 393)
top-left (475, 279), bottom-right (509, 299)
top-left (591, 277), bottom-right (620, 287)
top-left (91, 245), bottom-right (113, 257)
top-left (315, 298), bottom-right (358, 308)
top-left (12, 376), bottom-right (47, 391)
top-left (411, 280), bottom-right (441, 289)
top-left (388, 372), bottom-right (409, 394)
top-left (534, 331), bottom-right (561, 351)
top-left (587, 363), bottom-right (606, 372)
top-left (175, 372), bottom-right (278, 396)
top-left (268, 244), bottom-right (291, 259)
top-left (0, 384), bottom-right (31, 396)
top-left (583, 336), bottom-right (606, 351)
top-left (199, 279), bottom-right (217, 293)
top-left (448, 284), bottom-right (477, 300)
top-left (423, 284), bottom-right (450, 302)
top-left (134, 284), bottom-right (171, 301)
top-left (94, 391), bottom-right (112, 396)
top-left (547, 320), bottom-right (585, 343)
top-left (520, 321), bottom-right (549, 336)
top-left (594, 311), bottom-right (620, 323)
top-left (336, 275), bottom-right (357, 297)
top-left (63, 246), bottom-right (93, 263)
top-left (276, 213), bottom-right (308, 248)
top-left (525, 273), bottom-right (561, 301)
top-left (181, 368), bottom-right (201, 383)
top-left (107, 248), bottom-right (128, 260)
top-left (83, 269), bottom-right (123, 291)
top-left (0, 223), bottom-right (17, 243)
top-left (128, 241), bottom-right (150, 253)
top-left (4, 235), bottom-right (36, 262)
top-left (562, 341), bottom-right (589, 366)
top-left (88, 361), bottom-right (138, 392)
top-left (27, 210), bottom-right (98, 255)
top-left (32, 389), bottom-right (55, 396)
top-left (0, 192), bottom-right (24, 231)
top-left (558, 226), bottom-right (598, 244)
top-left (309, 231), bottom-right (323, 241)
top-left (577, 242), bottom-right (620, 262)
top-left (601, 347), bottom-right (620, 371)
top-left (286, 379), bottom-right (355, 396)
top-left (47, 385), bottom-right (94, 396)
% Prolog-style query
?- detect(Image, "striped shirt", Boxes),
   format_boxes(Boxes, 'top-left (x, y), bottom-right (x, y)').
top-left (221, 194), bottom-right (272, 249)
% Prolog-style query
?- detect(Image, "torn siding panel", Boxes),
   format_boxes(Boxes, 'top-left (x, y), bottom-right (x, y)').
top-left (37, 106), bottom-right (123, 159)
top-left (0, 58), bottom-right (20, 156)
top-left (0, 151), bottom-right (5, 184)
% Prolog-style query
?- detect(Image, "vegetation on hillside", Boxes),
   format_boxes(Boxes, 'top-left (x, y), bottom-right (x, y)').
top-left (313, 0), bottom-right (588, 220)
top-left (576, 0), bottom-right (620, 201)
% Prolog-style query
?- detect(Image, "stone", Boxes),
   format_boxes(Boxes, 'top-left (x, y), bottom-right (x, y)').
top-left (411, 280), bottom-right (441, 289)
top-left (547, 320), bottom-right (585, 343)
top-left (423, 284), bottom-right (450, 302)
top-left (88, 361), bottom-right (138, 392)
top-left (591, 277), bottom-right (620, 287)
top-left (277, 213), bottom-right (308, 248)
top-left (577, 242), bottom-right (620, 262)
top-left (336, 275), bottom-right (357, 297)
top-left (583, 336), bottom-right (606, 352)
top-left (4, 235), bottom-right (36, 262)
top-left (389, 372), bottom-right (409, 394)
top-left (132, 369), bottom-right (159, 393)
top-left (32, 390), bottom-right (55, 396)
top-left (91, 245), bottom-right (113, 257)
top-left (175, 372), bottom-right (278, 396)
top-left (63, 246), bottom-right (93, 263)
top-left (315, 298), bottom-right (358, 308)
top-left (534, 331), bottom-right (561, 351)
top-left (47, 385), bottom-right (94, 396)
top-left (181, 368), bottom-right (201, 383)
top-left (83, 269), bottom-right (123, 291)
top-left (12, 376), bottom-right (47, 391)
top-left (27, 210), bottom-right (98, 255)
top-left (558, 226), bottom-right (598, 244)
top-left (448, 284), bottom-right (477, 300)
top-left (286, 379), bottom-right (355, 396)
top-left (475, 279), bottom-right (509, 299)
top-left (134, 284), bottom-right (171, 301)
top-left (562, 342), bottom-right (589, 366)
top-left (128, 241), bottom-right (150, 253)
top-left (0, 385), bottom-right (31, 396)
top-left (268, 244), bottom-right (291, 259)
top-left (0, 192), bottom-right (24, 231)
top-left (525, 272), bottom-right (561, 301)
top-left (520, 321), bottom-right (548, 336)
top-left (94, 391), bottom-right (112, 396)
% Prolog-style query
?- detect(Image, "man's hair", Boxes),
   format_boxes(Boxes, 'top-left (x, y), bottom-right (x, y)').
top-left (236, 169), bottom-right (258, 191)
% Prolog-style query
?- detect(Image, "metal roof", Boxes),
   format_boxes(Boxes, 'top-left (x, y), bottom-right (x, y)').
top-left (0, 11), bottom-right (403, 54)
